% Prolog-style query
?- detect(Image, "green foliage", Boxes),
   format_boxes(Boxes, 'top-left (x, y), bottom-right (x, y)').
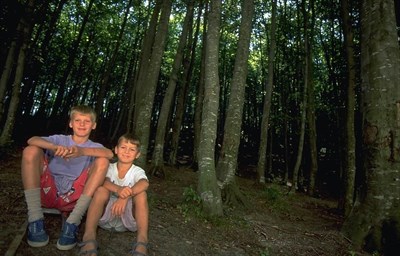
top-left (259, 248), bottom-right (271, 256)
top-left (262, 185), bottom-right (289, 212)
top-left (178, 186), bottom-right (203, 219)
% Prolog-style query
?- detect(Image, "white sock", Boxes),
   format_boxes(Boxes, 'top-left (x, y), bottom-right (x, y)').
top-left (66, 194), bottom-right (91, 225)
top-left (24, 188), bottom-right (43, 222)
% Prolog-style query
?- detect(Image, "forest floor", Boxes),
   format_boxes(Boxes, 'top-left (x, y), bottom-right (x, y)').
top-left (0, 150), bottom-right (372, 256)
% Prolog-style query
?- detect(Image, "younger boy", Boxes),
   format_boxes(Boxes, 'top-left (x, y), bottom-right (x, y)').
top-left (79, 133), bottom-right (149, 256)
top-left (21, 105), bottom-right (114, 250)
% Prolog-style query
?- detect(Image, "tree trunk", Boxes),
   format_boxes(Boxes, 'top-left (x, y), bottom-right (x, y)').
top-left (341, 0), bottom-right (400, 253)
top-left (0, 27), bottom-right (18, 123)
top-left (197, 0), bottom-right (223, 217)
top-left (50, 0), bottom-right (94, 118)
top-left (257, 0), bottom-right (277, 184)
top-left (95, 0), bottom-right (133, 124)
top-left (134, 0), bottom-right (172, 168)
top-left (192, 0), bottom-right (207, 168)
top-left (216, 0), bottom-right (254, 208)
top-left (291, 0), bottom-right (309, 191)
top-left (305, 0), bottom-right (317, 196)
top-left (151, 0), bottom-right (194, 176)
top-left (0, 0), bottom-right (35, 146)
top-left (128, 0), bottom-right (162, 132)
top-left (339, 0), bottom-right (357, 217)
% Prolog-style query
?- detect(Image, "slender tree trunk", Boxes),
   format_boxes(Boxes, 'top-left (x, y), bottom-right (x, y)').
top-left (151, 0), bottom-right (194, 175)
top-left (342, 0), bottom-right (400, 253)
top-left (305, 0), bottom-right (317, 196)
top-left (0, 29), bottom-right (18, 123)
top-left (128, 0), bottom-right (162, 131)
top-left (134, 0), bottom-right (172, 168)
top-left (257, 0), bottom-right (277, 184)
top-left (0, 0), bottom-right (35, 146)
top-left (192, 0), bottom-right (207, 168)
top-left (50, 0), bottom-right (94, 118)
top-left (291, 0), bottom-right (309, 191)
top-left (339, 0), bottom-right (357, 217)
top-left (95, 0), bottom-right (133, 122)
top-left (216, 0), bottom-right (254, 208)
top-left (197, 0), bottom-right (223, 217)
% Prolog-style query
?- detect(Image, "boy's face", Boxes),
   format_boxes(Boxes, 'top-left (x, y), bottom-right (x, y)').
top-left (115, 140), bottom-right (140, 164)
top-left (69, 112), bottom-right (96, 138)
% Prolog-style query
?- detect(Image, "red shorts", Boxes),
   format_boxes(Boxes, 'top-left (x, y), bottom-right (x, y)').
top-left (40, 161), bottom-right (89, 212)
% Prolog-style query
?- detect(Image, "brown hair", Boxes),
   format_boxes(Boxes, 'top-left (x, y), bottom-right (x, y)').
top-left (118, 133), bottom-right (141, 151)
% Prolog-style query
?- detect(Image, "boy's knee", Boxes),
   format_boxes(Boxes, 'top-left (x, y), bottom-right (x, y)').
top-left (22, 145), bottom-right (44, 161)
top-left (93, 186), bottom-right (109, 200)
top-left (94, 157), bottom-right (110, 169)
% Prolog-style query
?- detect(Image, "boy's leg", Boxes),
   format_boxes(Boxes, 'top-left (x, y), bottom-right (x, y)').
top-left (79, 186), bottom-right (109, 254)
top-left (57, 157), bottom-right (109, 250)
top-left (132, 191), bottom-right (149, 255)
top-left (66, 157), bottom-right (109, 225)
top-left (21, 145), bottom-right (49, 247)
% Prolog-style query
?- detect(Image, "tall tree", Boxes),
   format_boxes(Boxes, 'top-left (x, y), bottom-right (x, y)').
top-left (216, 0), bottom-right (254, 207)
top-left (49, 0), bottom-right (95, 118)
top-left (305, 0), bottom-right (317, 196)
top-left (340, 0), bottom-right (357, 217)
top-left (151, 0), bottom-right (195, 176)
top-left (291, 0), bottom-right (309, 191)
top-left (341, 0), bottom-right (400, 253)
top-left (134, 0), bottom-right (172, 167)
top-left (197, 0), bottom-right (223, 217)
top-left (257, 0), bottom-right (277, 184)
top-left (0, 0), bottom-right (35, 146)
top-left (95, 0), bottom-right (133, 122)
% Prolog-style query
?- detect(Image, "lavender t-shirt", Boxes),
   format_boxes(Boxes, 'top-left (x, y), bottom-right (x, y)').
top-left (43, 134), bottom-right (104, 194)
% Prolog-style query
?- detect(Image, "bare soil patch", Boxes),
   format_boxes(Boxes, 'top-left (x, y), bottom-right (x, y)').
top-left (0, 151), bottom-right (370, 256)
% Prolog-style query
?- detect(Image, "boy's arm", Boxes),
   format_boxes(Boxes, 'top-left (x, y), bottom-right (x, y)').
top-left (27, 136), bottom-right (57, 150)
top-left (78, 147), bottom-right (114, 159)
top-left (103, 179), bottom-right (132, 198)
top-left (130, 179), bottom-right (149, 197)
top-left (27, 136), bottom-right (114, 159)
top-left (103, 179), bottom-right (121, 193)
top-left (28, 136), bottom-right (73, 158)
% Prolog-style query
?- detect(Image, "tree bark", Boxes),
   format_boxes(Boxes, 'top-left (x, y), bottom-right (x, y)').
top-left (49, 0), bottom-right (94, 118)
top-left (257, 0), bottom-right (277, 184)
top-left (0, 0), bottom-right (35, 146)
top-left (292, 0), bottom-right (309, 191)
top-left (197, 0), bottom-right (223, 217)
top-left (216, 0), bottom-right (254, 208)
top-left (339, 0), bottom-right (357, 217)
top-left (134, 0), bottom-right (172, 168)
top-left (341, 0), bottom-right (400, 253)
top-left (151, 0), bottom-right (194, 176)
top-left (95, 0), bottom-right (133, 124)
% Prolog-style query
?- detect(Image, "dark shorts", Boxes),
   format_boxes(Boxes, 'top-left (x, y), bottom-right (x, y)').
top-left (40, 161), bottom-right (89, 212)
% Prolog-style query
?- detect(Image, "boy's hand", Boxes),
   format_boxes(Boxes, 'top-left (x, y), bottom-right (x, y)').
top-left (54, 145), bottom-right (73, 158)
top-left (64, 145), bottom-right (83, 159)
top-left (111, 198), bottom-right (128, 216)
top-left (55, 145), bottom-right (82, 160)
top-left (117, 186), bottom-right (132, 199)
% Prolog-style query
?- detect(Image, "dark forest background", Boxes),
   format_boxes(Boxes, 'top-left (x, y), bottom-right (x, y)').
top-left (1, 0), bottom-right (400, 253)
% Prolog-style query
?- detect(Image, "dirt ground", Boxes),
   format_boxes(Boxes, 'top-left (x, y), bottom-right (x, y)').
top-left (0, 151), bottom-right (371, 256)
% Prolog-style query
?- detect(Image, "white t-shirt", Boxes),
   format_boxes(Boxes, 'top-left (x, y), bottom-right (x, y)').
top-left (98, 162), bottom-right (148, 232)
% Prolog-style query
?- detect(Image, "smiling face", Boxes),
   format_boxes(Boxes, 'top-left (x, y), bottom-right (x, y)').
top-left (69, 112), bottom-right (96, 140)
top-left (115, 139), bottom-right (141, 164)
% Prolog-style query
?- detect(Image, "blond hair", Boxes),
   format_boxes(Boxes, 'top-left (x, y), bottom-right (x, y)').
top-left (69, 105), bottom-right (97, 122)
